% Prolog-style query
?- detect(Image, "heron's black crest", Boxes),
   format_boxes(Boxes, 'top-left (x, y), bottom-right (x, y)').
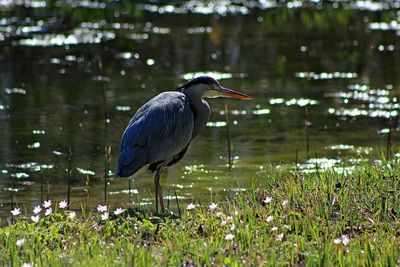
top-left (178, 76), bottom-right (219, 89)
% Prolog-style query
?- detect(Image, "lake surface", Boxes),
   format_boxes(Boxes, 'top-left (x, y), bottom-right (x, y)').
top-left (1, 0), bottom-right (400, 219)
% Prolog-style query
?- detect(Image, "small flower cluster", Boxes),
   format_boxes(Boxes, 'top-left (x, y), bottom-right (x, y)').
top-left (263, 195), bottom-right (288, 242)
top-left (96, 205), bottom-right (126, 220)
top-left (334, 235), bottom-right (350, 246)
top-left (11, 199), bottom-right (129, 225)
top-left (10, 200), bottom-right (63, 223)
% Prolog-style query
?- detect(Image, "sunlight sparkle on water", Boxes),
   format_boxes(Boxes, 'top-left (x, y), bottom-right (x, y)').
top-left (27, 142), bottom-right (40, 149)
top-left (116, 106), bottom-right (131, 112)
top-left (326, 144), bottom-right (354, 150)
top-left (187, 27), bottom-right (212, 34)
top-left (5, 88), bottom-right (26, 94)
top-left (109, 189), bottom-right (139, 195)
top-left (207, 121), bottom-right (227, 127)
top-left (295, 72), bottom-right (357, 80)
top-left (17, 28), bottom-right (115, 47)
top-left (182, 72), bottom-right (232, 80)
top-left (269, 98), bottom-right (318, 107)
top-left (76, 168), bottom-right (95, 176)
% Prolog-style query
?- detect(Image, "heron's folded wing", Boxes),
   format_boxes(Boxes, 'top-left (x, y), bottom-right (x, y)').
top-left (117, 92), bottom-right (194, 176)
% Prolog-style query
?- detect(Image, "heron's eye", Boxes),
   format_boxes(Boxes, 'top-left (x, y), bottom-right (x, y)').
top-left (211, 84), bottom-right (219, 90)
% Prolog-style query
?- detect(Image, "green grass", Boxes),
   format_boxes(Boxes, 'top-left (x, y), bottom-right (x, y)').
top-left (2, 159), bottom-right (400, 266)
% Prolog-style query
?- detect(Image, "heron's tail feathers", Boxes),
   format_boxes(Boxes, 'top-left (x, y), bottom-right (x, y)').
top-left (116, 147), bottom-right (147, 177)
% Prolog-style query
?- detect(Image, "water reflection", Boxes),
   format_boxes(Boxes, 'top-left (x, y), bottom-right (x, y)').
top-left (0, 1), bottom-right (400, 219)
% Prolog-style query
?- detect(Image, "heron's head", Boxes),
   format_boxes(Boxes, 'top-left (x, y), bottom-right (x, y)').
top-left (179, 76), bottom-right (251, 100)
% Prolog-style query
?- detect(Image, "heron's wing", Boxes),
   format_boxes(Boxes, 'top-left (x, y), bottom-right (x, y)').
top-left (117, 92), bottom-right (194, 177)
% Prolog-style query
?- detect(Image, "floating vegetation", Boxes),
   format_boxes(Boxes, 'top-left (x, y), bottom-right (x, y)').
top-left (17, 28), bottom-right (115, 47)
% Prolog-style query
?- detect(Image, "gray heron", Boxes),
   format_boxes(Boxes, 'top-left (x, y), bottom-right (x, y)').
top-left (117, 76), bottom-right (251, 213)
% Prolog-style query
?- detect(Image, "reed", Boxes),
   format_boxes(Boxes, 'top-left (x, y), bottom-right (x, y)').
top-left (224, 103), bottom-right (232, 170)
top-left (40, 171), bottom-right (43, 204)
top-left (304, 107), bottom-right (310, 160)
top-left (67, 147), bottom-right (72, 209)
top-left (98, 53), bottom-right (110, 204)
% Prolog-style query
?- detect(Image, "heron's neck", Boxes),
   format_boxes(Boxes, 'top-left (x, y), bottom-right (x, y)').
top-left (184, 92), bottom-right (210, 138)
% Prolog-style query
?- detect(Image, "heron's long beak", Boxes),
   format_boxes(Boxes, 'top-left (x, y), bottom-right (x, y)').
top-left (217, 86), bottom-right (252, 100)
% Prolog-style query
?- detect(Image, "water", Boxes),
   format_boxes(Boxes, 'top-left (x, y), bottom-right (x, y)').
top-left (1, 1), bottom-right (400, 219)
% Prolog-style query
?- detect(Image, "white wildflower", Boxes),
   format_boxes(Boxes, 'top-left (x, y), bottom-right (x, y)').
top-left (59, 200), bottom-right (68, 209)
top-left (97, 205), bottom-right (107, 213)
top-left (224, 233), bottom-right (235, 240)
top-left (281, 199), bottom-right (289, 208)
top-left (33, 205), bottom-right (42, 214)
top-left (342, 235), bottom-right (350, 246)
top-left (45, 208), bottom-right (52, 216)
top-left (31, 215), bottom-right (40, 223)
top-left (209, 203), bottom-right (217, 210)
top-left (263, 196), bottom-right (272, 204)
top-left (266, 215), bottom-right (274, 222)
top-left (230, 224), bottom-right (236, 231)
top-left (276, 233), bottom-right (284, 241)
top-left (43, 200), bottom-right (52, 208)
top-left (11, 208), bottom-right (21, 216)
top-left (21, 263), bottom-right (32, 267)
top-left (113, 208), bottom-right (125, 215)
top-left (101, 212), bottom-right (109, 220)
top-left (333, 235), bottom-right (350, 246)
top-left (221, 220), bottom-right (227, 226)
top-left (16, 238), bottom-right (25, 247)
top-left (333, 238), bottom-right (342, 244)
top-left (270, 226), bottom-right (278, 232)
top-left (186, 203), bottom-right (196, 210)
top-left (68, 211), bottom-right (76, 219)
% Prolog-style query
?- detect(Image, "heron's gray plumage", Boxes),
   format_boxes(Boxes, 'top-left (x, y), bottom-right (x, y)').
top-left (117, 90), bottom-right (209, 177)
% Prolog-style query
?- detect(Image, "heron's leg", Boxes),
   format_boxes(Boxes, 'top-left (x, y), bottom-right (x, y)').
top-left (154, 169), bottom-right (161, 214)
top-left (158, 184), bottom-right (165, 212)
